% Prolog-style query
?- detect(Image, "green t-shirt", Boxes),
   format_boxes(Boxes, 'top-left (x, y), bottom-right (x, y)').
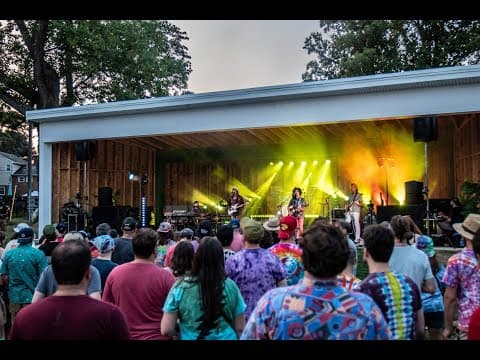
top-left (163, 277), bottom-right (246, 340)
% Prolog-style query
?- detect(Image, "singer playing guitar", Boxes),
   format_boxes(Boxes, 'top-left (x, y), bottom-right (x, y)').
top-left (345, 183), bottom-right (363, 244)
top-left (227, 187), bottom-right (245, 220)
top-left (288, 187), bottom-right (308, 238)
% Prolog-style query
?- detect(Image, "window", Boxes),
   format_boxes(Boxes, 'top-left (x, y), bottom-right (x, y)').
top-left (0, 187), bottom-right (5, 196)
top-left (18, 176), bottom-right (26, 183)
top-left (6, 164), bottom-right (11, 172)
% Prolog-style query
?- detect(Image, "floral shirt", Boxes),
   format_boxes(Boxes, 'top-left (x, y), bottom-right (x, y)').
top-left (442, 248), bottom-right (480, 332)
top-left (241, 279), bottom-right (390, 340)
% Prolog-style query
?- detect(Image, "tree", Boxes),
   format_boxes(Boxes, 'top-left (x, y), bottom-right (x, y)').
top-left (303, 20), bottom-right (480, 81)
top-left (0, 20), bottom-right (192, 123)
top-left (0, 129), bottom-right (29, 157)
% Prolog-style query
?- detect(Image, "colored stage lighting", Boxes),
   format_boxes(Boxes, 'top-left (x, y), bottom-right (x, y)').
top-left (313, 160), bottom-right (318, 165)
top-left (269, 162), bottom-right (274, 166)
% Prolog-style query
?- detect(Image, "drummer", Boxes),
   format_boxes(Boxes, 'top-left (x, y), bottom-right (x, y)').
top-left (191, 200), bottom-right (208, 218)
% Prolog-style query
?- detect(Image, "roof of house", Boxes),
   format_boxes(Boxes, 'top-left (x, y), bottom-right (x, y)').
top-left (13, 164), bottom-right (38, 176)
top-left (0, 151), bottom-right (27, 165)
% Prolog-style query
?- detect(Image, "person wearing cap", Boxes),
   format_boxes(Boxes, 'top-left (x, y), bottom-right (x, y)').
top-left (112, 217), bottom-right (137, 265)
top-left (163, 227), bottom-right (197, 268)
top-left (241, 221), bottom-right (390, 340)
top-left (356, 224), bottom-right (422, 340)
top-left (9, 239), bottom-right (129, 340)
top-left (91, 234), bottom-right (118, 291)
top-left (263, 217), bottom-right (280, 245)
top-left (32, 232), bottom-right (103, 303)
top-left (442, 213), bottom-right (480, 340)
top-left (155, 221), bottom-right (175, 267)
top-left (229, 219), bottom-right (244, 252)
top-left (226, 217), bottom-right (287, 320)
top-left (416, 234), bottom-right (445, 340)
top-left (0, 227), bottom-right (48, 325)
top-left (103, 228), bottom-right (175, 340)
top-left (38, 224), bottom-right (60, 264)
top-left (268, 215), bottom-right (304, 286)
top-left (1, 222), bottom-right (30, 258)
top-left (55, 222), bottom-right (67, 243)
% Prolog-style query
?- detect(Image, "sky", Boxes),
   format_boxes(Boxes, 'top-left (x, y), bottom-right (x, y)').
top-left (170, 20), bottom-right (320, 94)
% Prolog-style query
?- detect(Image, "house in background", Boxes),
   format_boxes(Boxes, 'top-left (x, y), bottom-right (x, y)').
top-left (0, 151), bottom-right (38, 206)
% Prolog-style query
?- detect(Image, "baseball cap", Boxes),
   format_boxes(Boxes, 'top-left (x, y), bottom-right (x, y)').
top-left (229, 219), bottom-right (240, 230)
top-left (93, 234), bottom-right (115, 254)
top-left (42, 224), bottom-right (56, 237)
top-left (122, 217), bottom-right (137, 231)
top-left (241, 218), bottom-right (264, 242)
top-left (198, 220), bottom-right (213, 237)
top-left (14, 222), bottom-right (29, 233)
top-left (278, 216), bottom-right (297, 239)
top-left (157, 221), bottom-right (172, 233)
top-left (56, 223), bottom-right (67, 234)
top-left (180, 227), bottom-right (194, 238)
top-left (416, 235), bottom-right (435, 258)
top-left (17, 227), bottom-right (34, 244)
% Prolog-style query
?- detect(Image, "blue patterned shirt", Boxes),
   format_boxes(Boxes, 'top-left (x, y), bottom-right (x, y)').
top-left (357, 271), bottom-right (421, 340)
top-left (0, 244), bottom-right (48, 304)
top-left (241, 278), bottom-right (390, 340)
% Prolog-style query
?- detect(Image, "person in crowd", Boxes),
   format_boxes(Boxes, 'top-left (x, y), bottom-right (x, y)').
top-left (91, 234), bottom-right (118, 292)
top-left (112, 217), bottom-right (137, 265)
top-left (38, 224), bottom-right (60, 264)
top-left (108, 228), bottom-right (119, 239)
top-left (388, 215), bottom-right (435, 294)
top-left (0, 295), bottom-right (5, 340)
top-left (357, 224), bottom-right (424, 340)
top-left (155, 221), bottom-right (176, 267)
top-left (95, 222), bottom-right (111, 236)
top-left (32, 232), bottom-right (102, 302)
top-left (416, 235), bottom-right (445, 340)
top-left (1, 223), bottom-right (30, 258)
top-left (442, 213), bottom-right (480, 340)
top-left (161, 237), bottom-right (246, 340)
top-left (168, 241), bottom-right (194, 281)
top-left (103, 228), bottom-right (175, 340)
top-left (268, 215), bottom-right (304, 286)
top-left (468, 229), bottom-right (480, 340)
top-left (402, 215), bottom-right (424, 245)
top-left (0, 227), bottom-right (47, 325)
top-left (8, 239), bottom-right (129, 340)
top-left (164, 227), bottom-right (198, 268)
top-left (55, 222), bottom-right (67, 242)
top-left (263, 216), bottom-right (280, 245)
top-left (225, 217), bottom-right (287, 320)
top-left (337, 235), bottom-right (361, 291)
top-left (288, 187), bottom-right (307, 237)
top-left (216, 224), bottom-right (236, 263)
top-left (241, 221), bottom-right (390, 340)
top-left (229, 219), bottom-right (244, 252)
top-left (436, 197), bottom-right (464, 238)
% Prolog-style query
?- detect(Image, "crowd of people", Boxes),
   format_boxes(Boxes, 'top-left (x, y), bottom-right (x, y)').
top-left (1, 201), bottom-right (480, 341)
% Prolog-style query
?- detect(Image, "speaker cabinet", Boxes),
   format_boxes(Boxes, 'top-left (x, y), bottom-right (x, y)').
top-left (414, 116), bottom-right (438, 142)
top-left (75, 141), bottom-right (96, 161)
top-left (405, 181), bottom-right (424, 205)
top-left (376, 204), bottom-right (426, 231)
top-left (92, 206), bottom-right (119, 230)
top-left (98, 187), bottom-right (113, 207)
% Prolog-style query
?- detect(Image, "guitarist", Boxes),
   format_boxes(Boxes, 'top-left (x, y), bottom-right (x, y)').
top-left (345, 183), bottom-right (363, 244)
top-left (288, 187), bottom-right (307, 237)
top-left (227, 187), bottom-right (245, 220)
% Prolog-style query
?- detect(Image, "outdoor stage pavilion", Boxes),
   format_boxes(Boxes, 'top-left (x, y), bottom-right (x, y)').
top-left (27, 65), bottom-right (480, 233)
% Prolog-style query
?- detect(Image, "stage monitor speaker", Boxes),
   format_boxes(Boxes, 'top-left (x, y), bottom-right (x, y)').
top-left (414, 116), bottom-right (438, 142)
top-left (376, 204), bottom-right (426, 231)
top-left (405, 181), bottom-right (424, 205)
top-left (92, 206), bottom-right (119, 230)
top-left (75, 141), bottom-right (96, 161)
top-left (98, 187), bottom-right (113, 207)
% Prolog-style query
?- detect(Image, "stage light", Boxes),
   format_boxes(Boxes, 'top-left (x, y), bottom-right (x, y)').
top-left (301, 161), bottom-right (306, 166)
top-left (289, 161), bottom-right (294, 166)
top-left (279, 161), bottom-right (284, 166)
top-left (313, 160), bottom-right (318, 165)
top-left (269, 162), bottom-right (274, 166)
top-left (128, 171), bottom-right (140, 182)
top-left (326, 159), bottom-right (331, 164)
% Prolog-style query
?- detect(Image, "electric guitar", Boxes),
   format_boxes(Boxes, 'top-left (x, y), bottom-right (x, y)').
top-left (288, 203), bottom-right (309, 218)
top-left (228, 203), bottom-right (244, 216)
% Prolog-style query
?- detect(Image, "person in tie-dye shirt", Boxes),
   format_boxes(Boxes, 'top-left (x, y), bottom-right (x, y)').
top-left (357, 224), bottom-right (423, 340)
top-left (241, 220), bottom-right (390, 340)
top-left (442, 213), bottom-right (480, 340)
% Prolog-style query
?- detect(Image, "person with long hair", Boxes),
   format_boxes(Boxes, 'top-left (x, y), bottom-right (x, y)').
top-left (161, 237), bottom-right (246, 340)
top-left (288, 187), bottom-right (307, 238)
top-left (345, 183), bottom-right (363, 244)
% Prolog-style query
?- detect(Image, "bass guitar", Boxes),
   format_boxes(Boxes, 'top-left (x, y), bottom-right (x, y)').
top-left (228, 203), bottom-right (244, 216)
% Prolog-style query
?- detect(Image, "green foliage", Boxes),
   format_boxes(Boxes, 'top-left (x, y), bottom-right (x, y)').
top-left (0, 20), bottom-right (192, 125)
top-left (459, 180), bottom-right (480, 216)
top-left (303, 20), bottom-right (480, 80)
top-left (0, 129), bottom-right (29, 157)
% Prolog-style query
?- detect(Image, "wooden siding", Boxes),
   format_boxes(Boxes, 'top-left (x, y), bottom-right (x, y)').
top-left (52, 140), bottom-right (155, 223)
top-left (454, 114), bottom-right (480, 194)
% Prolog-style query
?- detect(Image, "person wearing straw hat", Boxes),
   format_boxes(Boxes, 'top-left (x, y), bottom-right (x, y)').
top-left (263, 217), bottom-right (280, 245)
top-left (442, 213), bottom-right (480, 340)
